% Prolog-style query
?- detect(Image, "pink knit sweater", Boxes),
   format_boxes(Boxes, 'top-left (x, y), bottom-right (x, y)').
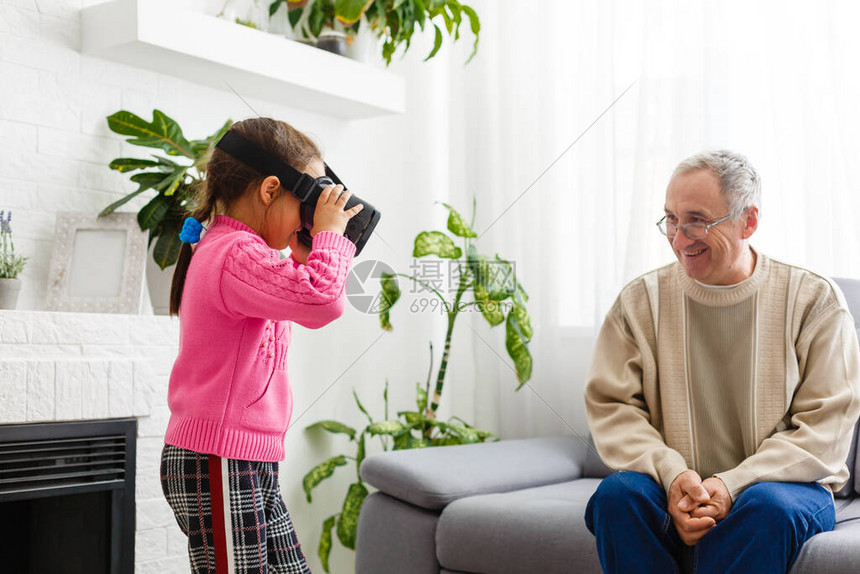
top-left (164, 215), bottom-right (356, 461)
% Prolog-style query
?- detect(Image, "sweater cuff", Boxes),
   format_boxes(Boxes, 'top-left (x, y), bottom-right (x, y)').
top-left (713, 467), bottom-right (756, 501)
top-left (312, 231), bottom-right (356, 256)
top-left (658, 458), bottom-right (691, 494)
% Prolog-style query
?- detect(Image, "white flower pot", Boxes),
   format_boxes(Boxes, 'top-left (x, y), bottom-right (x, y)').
top-left (0, 277), bottom-right (22, 310)
top-left (145, 248), bottom-right (175, 316)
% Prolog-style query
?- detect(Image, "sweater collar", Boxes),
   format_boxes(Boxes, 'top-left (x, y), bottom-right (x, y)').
top-left (676, 246), bottom-right (769, 306)
top-left (210, 214), bottom-right (260, 237)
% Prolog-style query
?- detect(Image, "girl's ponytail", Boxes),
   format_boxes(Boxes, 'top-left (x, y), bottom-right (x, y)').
top-left (169, 196), bottom-right (215, 316)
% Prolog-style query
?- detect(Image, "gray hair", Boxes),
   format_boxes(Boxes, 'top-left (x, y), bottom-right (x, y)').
top-left (672, 150), bottom-right (761, 216)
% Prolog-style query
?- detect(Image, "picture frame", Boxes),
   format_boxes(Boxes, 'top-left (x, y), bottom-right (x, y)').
top-left (45, 212), bottom-right (148, 314)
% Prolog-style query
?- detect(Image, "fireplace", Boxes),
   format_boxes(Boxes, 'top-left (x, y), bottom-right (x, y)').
top-left (0, 418), bottom-right (136, 573)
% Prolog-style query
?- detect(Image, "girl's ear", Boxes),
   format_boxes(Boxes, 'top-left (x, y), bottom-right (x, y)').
top-left (258, 176), bottom-right (282, 206)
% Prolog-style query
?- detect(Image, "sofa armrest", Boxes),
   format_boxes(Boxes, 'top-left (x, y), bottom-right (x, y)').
top-left (359, 436), bottom-right (590, 511)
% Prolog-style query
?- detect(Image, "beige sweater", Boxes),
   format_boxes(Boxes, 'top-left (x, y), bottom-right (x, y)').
top-left (584, 251), bottom-right (860, 499)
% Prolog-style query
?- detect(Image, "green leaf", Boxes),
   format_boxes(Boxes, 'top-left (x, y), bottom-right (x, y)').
top-left (378, 272), bottom-right (401, 331)
top-left (302, 455), bottom-right (348, 503)
top-left (308, 0), bottom-right (328, 37)
top-left (355, 432), bottom-right (366, 467)
top-left (449, 2), bottom-right (462, 40)
top-left (461, 4), bottom-right (480, 63)
top-left (367, 420), bottom-right (407, 436)
top-left (475, 428), bottom-right (499, 442)
top-left (335, 0), bottom-right (374, 25)
top-left (466, 244), bottom-right (487, 281)
top-left (486, 256), bottom-right (517, 300)
top-left (336, 482), bottom-right (368, 549)
top-left (438, 202), bottom-right (476, 237)
top-left (393, 431), bottom-right (410, 450)
top-left (506, 312), bottom-right (533, 388)
top-left (510, 300), bottom-right (533, 341)
top-left (383, 379), bottom-right (389, 420)
top-left (106, 110), bottom-right (194, 158)
top-left (159, 167), bottom-right (189, 197)
top-left (446, 423), bottom-right (480, 443)
top-left (108, 158), bottom-right (169, 173)
top-left (431, 436), bottom-right (463, 446)
top-left (476, 292), bottom-right (505, 327)
top-left (397, 410), bottom-right (424, 424)
top-left (416, 382), bottom-right (428, 412)
top-left (413, 231), bottom-right (462, 259)
top-left (306, 420), bottom-right (357, 440)
top-left (415, 0), bottom-right (427, 28)
top-left (428, 419), bottom-right (448, 432)
top-left (137, 194), bottom-right (170, 231)
top-left (288, 6), bottom-right (303, 27)
top-left (152, 215), bottom-right (184, 269)
top-left (468, 247), bottom-right (515, 300)
top-left (99, 171), bottom-right (174, 217)
top-left (394, 433), bottom-right (431, 450)
top-left (318, 515), bottom-right (336, 573)
top-left (353, 389), bottom-right (374, 425)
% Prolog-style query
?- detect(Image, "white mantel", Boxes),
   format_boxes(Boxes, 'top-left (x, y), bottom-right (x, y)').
top-left (0, 310), bottom-right (190, 573)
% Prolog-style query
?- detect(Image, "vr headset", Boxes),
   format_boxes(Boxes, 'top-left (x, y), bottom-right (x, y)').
top-left (215, 130), bottom-right (380, 255)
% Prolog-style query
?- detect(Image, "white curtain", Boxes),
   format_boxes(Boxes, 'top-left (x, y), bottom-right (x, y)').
top-left (445, 0), bottom-right (860, 439)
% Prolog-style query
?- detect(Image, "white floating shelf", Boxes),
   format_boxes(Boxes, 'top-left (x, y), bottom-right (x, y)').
top-left (81, 0), bottom-right (405, 119)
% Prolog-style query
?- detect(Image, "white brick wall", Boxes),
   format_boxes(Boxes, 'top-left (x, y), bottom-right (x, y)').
top-left (0, 310), bottom-right (187, 572)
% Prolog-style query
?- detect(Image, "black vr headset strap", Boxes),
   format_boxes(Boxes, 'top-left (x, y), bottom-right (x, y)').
top-left (215, 130), bottom-right (321, 201)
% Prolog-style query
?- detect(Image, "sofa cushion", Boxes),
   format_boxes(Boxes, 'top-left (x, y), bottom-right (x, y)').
top-left (361, 437), bottom-right (586, 510)
top-left (436, 479), bottom-right (603, 574)
top-left (789, 497), bottom-right (860, 573)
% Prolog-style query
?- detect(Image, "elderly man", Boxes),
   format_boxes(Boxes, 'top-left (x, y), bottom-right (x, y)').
top-left (584, 150), bottom-right (860, 573)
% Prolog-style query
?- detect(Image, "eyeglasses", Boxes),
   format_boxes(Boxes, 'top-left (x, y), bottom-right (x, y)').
top-left (656, 212), bottom-right (736, 240)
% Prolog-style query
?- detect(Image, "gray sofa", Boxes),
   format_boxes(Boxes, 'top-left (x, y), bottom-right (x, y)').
top-left (355, 278), bottom-right (860, 574)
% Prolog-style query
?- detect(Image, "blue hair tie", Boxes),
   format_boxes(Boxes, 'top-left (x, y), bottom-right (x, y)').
top-left (179, 217), bottom-right (204, 244)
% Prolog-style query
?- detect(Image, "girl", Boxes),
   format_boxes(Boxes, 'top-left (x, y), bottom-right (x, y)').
top-left (160, 117), bottom-right (363, 573)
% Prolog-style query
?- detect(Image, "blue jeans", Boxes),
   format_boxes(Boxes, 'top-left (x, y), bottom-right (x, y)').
top-left (585, 471), bottom-right (835, 574)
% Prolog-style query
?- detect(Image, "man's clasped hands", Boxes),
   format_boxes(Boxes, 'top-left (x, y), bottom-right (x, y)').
top-left (668, 471), bottom-right (733, 546)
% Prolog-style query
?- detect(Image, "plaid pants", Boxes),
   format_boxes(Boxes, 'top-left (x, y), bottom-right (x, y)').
top-left (161, 444), bottom-right (311, 574)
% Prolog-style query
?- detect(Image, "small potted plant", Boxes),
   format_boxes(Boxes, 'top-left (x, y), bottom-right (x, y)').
top-left (0, 210), bottom-right (28, 310)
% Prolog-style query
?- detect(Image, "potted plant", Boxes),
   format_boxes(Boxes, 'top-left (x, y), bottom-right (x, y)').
top-left (302, 201), bottom-right (532, 571)
top-left (0, 210), bottom-right (28, 310)
top-left (100, 110), bottom-right (231, 314)
top-left (274, 0), bottom-right (480, 65)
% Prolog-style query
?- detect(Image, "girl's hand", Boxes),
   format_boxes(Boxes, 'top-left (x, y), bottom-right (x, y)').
top-left (289, 232), bottom-right (311, 264)
top-left (310, 184), bottom-right (364, 237)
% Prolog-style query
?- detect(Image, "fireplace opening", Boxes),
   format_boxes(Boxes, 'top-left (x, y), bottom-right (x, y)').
top-left (0, 419), bottom-right (136, 574)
